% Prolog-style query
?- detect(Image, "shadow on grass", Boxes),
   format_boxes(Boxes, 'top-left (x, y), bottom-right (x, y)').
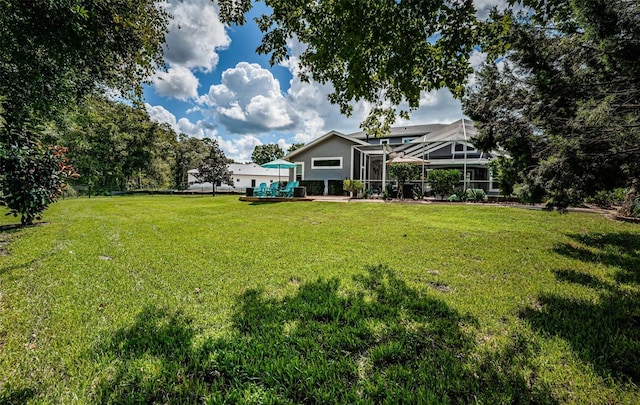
top-left (93, 265), bottom-right (555, 403)
top-left (521, 232), bottom-right (640, 384)
top-left (0, 387), bottom-right (36, 404)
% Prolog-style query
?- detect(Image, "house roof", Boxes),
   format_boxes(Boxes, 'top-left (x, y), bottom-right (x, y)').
top-left (286, 119), bottom-right (480, 161)
top-left (349, 123), bottom-right (448, 139)
top-left (410, 119), bottom-right (475, 143)
top-left (188, 163), bottom-right (284, 177)
top-left (284, 130), bottom-right (369, 161)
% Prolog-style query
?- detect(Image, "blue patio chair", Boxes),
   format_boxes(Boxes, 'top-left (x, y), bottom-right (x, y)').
top-left (266, 182), bottom-right (280, 197)
top-left (253, 182), bottom-right (267, 197)
top-left (278, 181), bottom-right (298, 197)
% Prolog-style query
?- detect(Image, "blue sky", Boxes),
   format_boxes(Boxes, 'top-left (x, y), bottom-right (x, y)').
top-left (144, 0), bottom-right (502, 162)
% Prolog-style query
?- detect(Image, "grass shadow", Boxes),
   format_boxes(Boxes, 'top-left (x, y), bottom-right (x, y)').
top-left (553, 232), bottom-right (640, 284)
top-left (0, 386), bottom-right (36, 404)
top-left (92, 265), bottom-right (555, 403)
top-left (522, 232), bottom-right (640, 384)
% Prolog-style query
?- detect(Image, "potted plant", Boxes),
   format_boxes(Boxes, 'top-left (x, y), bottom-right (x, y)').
top-left (343, 179), bottom-right (364, 198)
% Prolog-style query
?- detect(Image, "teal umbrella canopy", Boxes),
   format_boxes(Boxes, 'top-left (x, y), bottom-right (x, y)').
top-left (261, 159), bottom-right (297, 183)
top-left (261, 159), bottom-right (297, 169)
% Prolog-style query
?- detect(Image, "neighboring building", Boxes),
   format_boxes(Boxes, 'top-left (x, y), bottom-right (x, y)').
top-left (188, 163), bottom-right (286, 193)
top-left (285, 119), bottom-right (499, 196)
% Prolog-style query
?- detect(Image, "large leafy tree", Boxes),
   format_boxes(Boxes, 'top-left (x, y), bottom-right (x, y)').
top-left (196, 140), bottom-right (234, 196)
top-left (0, 0), bottom-right (167, 125)
top-left (219, 0), bottom-right (485, 136)
top-left (0, 0), bottom-right (168, 224)
top-left (59, 96), bottom-right (178, 192)
top-left (287, 143), bottom-right (305, 154)
top-left (173, 135), bottom-right (210, 190)
top-left (464, 1), bottom-right (640, 209)
top-left (251, 143), bottom-right (284, 165)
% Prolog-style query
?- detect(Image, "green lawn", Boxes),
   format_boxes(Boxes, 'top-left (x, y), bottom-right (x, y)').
top-left (1, 195), bottom-right (639, 403)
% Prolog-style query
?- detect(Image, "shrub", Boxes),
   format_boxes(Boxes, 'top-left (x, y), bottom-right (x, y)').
top-left (343, 179), bottom-right (363, 197)
top-left (327, 179), bottom-right (344, 196)
top-left (428, 169), bottom-right (461, 200)
top-left (465, 188), bottom-right (486, 202)
top-left (389, 164), bottom-right (420, 199)
top-left (586, 188), bottom-right (628, 208)
top-left (0, 133), bottom-right (77, 225)
top-left (299, 180), bottom-right (324, 195)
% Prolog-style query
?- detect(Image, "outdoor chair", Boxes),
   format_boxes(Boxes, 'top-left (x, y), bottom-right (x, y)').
top-left (266, 182), bottom-right (280, 197)
top-left (253, 182), bottom-right (267, 197)
top-left (278, 181), bottom-right (298, 197)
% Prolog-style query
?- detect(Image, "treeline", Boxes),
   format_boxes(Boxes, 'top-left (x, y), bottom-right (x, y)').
top-left (52, 96), bottom-right (210, 194)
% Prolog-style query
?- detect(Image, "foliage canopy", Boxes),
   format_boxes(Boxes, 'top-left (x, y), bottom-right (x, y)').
top-left (0, 0), bottom-right (169, 224)
top-left (464, 0), bottom-right (640, 208)
top-left (428, 169), bottom-right (461, 200)
top-left (251, 143), bottom-right (285, 165)
top-left (196, 140), bottom-right (234, 196)
top-left (219, 0), bottom-right (485, 136)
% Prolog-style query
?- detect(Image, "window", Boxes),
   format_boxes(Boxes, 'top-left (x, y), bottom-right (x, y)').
top-left (452, 142), bottom-right (476, 154)
top-left (295, 162), bottom-right (304, 181)
top-left (312, 157), bottom-right (343, 169)
top-left (402, 137), bottom-right (416, 143)
top-left (380, 139), bottom-right (389, 145)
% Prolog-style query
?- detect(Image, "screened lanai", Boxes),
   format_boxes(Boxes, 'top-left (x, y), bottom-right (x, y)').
top-left (349, 119), bottom-right (499, 196)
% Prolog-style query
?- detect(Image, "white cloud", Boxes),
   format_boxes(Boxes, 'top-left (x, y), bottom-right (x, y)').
top-left (200, 62), bottom-right (297, 134)
top-left (153, 66), bottom-right (199, 100)
top-left (277, 138), bottom-right (290, 152)
top-left (398, 90), bottom-right (466, 125)
top-left (176, 118), bottom-right (218, 139)
top-left (473, 0), bottom-right (508, 18)
top-left (226, 135), bottom-right (263, 162)
top-left (145, 103), bottom-right (178, 132)
top-left (162, 0), bottom-right (230, 72)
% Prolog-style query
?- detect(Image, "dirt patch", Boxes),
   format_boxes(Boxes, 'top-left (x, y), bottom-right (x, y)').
top-left (428, 282), bottom-right (453, 293)
top-left (610, 214), bottom-right (640, 224)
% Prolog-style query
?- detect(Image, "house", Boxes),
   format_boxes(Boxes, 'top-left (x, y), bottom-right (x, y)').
top-left (188, 163), bottom-right (286, 193)
top-left (285, 119), bottom-right (499, 196)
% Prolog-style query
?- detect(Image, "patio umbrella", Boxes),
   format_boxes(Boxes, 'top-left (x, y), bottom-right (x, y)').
top-left (386, 155), bottom-right (428, 165)
top-left (386, 155), bottom-right (430, 196)
top-left (261, 158), bottom-right (297, 183)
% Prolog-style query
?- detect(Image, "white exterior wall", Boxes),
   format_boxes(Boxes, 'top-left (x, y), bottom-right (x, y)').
top-left (188, 163), bottom-right (291, 192)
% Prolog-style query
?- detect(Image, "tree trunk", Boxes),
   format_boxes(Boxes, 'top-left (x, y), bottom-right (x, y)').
top-left (619, 179), bottom-right (638, 217)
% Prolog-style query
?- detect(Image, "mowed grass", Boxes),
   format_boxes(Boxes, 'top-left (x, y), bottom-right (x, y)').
top-left (1, 195), bottom-right (639, 403)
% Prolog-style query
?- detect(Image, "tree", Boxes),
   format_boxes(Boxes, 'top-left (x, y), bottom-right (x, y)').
top-left (464, 1), bottom-right (640, 209)
top-left (0, 0), bottom-right (167, 125)
top-left (287, 143), bottom-right (305, 154)
top-left (58, 96), bottom-right (178, 192)
top-left (173, 135), bottom-right (209, 190)
top-left (488, 157), bottom-right (520, 198)
top-left (428, 169), bottom-right (461, 200)
top-left (0, 0), bottom-right (168, 224)
top-left (251, 143), bottom-right (284, 165)
top-left (0, 127), bottom-right (77, 226)
top-left (389, 164), bottom-right (420, 200)
top-left (196, 140), bottom-right (234, 196)
top-left (219, 0), bottom-right (485, 135)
